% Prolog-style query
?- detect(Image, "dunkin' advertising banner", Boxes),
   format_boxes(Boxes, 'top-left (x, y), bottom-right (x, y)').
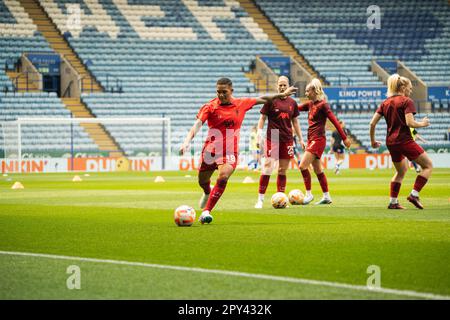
top-left (1, 154), bottom-right (449, 173)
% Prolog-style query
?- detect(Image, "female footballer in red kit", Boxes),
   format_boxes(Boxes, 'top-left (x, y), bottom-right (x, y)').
top-left (369, 74), bottom-right (432, 209)
top-left (298, 79), bottom-right (351, 205)
top-left (254, 76), bottom-right (305, 208)
top-left (180, 78), bottom-right (297, 224)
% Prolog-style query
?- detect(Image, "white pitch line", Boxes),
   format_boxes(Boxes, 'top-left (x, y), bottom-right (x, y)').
top-left (1, 250), bottom-right (448, 300)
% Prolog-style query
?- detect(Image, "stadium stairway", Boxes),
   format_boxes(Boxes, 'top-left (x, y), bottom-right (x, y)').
top-left (18, 0), bottom-right (102, 93)
top-left (5, 70), bottom-right (40, 92)
top-left (244, 69), bottom-right (270, 93)
top-left (15, 0), bottom-right (124, 157)
top-left (237, 0), bottom-right (323, 84)
top-left (61, 97), bottom-right (124, 157)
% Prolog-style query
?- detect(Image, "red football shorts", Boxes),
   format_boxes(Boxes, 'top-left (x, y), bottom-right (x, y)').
top-left (387, 140), bottom-right (424, 163)
top-left (199, 151), bottom-right (238, 172)
top-left (306, 137), bottom-right (326, 159)
top-left (264, 139), bottom-right (294, 160)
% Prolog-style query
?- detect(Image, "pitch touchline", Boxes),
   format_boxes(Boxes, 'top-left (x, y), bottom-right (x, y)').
top-left (0, 250), bottom-right (448, 300)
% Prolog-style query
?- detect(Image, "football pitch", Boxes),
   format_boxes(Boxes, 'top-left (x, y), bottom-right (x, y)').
top-left (0, 169), bottom-right (449, 300)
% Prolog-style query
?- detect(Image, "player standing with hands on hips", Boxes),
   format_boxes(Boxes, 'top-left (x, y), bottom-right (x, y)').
top-left (369, 74), bottom-right (433, 209)
top-left (254, 76), bottom-right (305, 209)
top-left (298, 79), bottom-right (351, 205)
top-left (180, 78), bottom-right (297, 224)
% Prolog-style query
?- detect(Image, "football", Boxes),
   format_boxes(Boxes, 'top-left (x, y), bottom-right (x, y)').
top-left (174, 205), bottom-right (196, 226)
top-left (271, 192), bottom-right (289, 209)
top-left (288, 189), bottom-right (305, 205)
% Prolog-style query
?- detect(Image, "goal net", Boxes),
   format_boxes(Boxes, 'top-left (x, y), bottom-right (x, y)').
top-left (0, 117), bottom-right (171, 173)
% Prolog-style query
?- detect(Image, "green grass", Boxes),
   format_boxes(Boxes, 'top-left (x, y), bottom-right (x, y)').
top-left (0, 169), bottom-right (449, 299)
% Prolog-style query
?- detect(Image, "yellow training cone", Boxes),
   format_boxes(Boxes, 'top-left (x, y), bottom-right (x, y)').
top-left (154, 176), bottom-right (165, 183)
top-left (72, 175), bottom-right (82, 182)
top-left (242, 176), bottom-right (255, 184)
top-left (11, 181), bottom-right (24, 189)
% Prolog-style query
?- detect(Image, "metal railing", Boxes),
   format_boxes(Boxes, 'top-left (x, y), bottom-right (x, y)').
top-left (81, 73), bottom-right (122, 93)
top-left (11, 71), bottom-right (42, 92)
top-left (62, 79), bottom-right (74, 97)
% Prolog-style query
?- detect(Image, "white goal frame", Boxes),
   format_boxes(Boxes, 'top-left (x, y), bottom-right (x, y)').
top-left (1, 117), bottom-right (172, 173)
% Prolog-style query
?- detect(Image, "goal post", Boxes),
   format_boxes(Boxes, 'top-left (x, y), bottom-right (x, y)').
top-left (0, 117), bottom-right (171, 173)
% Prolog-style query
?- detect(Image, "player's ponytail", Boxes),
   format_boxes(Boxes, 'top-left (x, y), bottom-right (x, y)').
top-left (387, 74), bottom-right (411, 97)
top-left (308, 78), bottom-right (326, 101)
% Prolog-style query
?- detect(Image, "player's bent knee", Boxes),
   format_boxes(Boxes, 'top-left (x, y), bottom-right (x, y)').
top-left (300, 164), bottom-right (310, 171)
top-left (426, 158), bottom-right (433, 170)
top-left (217, 173), bottom-right (231, 181)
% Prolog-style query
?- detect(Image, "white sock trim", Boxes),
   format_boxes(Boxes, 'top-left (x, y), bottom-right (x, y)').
top-left (411, 190), bottom-right (419, 197)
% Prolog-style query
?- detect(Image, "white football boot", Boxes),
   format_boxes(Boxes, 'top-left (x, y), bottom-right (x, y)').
top-left (254, 199), bottom-right (263, 209)
top-left (303, 193), bottom-right (314, 205)
top-left (199, 210), bottom-right (213, 224)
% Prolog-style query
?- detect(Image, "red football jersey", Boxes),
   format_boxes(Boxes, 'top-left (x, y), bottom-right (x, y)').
top-left (196, 97), bottom-right (258, 155)
top-left (261, 96), bottom-right (299, 143)
top-left (299, 100), bottom-right (347, 141)
top-left (376, 95), bottom-right (416, 146)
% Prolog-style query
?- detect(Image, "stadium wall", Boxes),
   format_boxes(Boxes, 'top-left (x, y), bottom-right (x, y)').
top-left (1, 153), bottom-right (450, 173)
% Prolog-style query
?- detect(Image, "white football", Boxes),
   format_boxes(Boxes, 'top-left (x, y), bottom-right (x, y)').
top-left (288, 189), bottom-right (305, 205)
top-left (174, 205), bottom-right (196, 226)
top-left (271, 192), bottom-right (289, 209)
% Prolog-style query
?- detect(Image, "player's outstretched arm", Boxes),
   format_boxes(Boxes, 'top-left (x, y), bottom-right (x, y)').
top-left (416, 133), bottom-right (428, 144)
top-left (254, 86), bottom-right (297, 105)
top-left (292, 117), bottom-right (305, 150)
top-left (256, 114), bottom-right (266, 148)
top-left (369, 112), bottom-right (382, 148)
top-left (180, 119), bottom-right (203, 155)
top-left (405, 113), bottom-right (430, 128)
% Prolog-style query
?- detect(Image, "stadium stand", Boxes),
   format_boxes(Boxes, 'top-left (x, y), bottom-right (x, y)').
top-left (34, 0), bottom-right (282, 156)
top-left (1, 0), bottom-right (449, 158)
top-left (0, 0), bottom-right (102, 157)
top-left (253, 0), bottom-right (450, 150)
top-left (254, 0), bottom-right (450, 87)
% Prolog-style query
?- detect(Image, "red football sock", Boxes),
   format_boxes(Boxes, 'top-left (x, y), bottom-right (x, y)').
top-left (317, 172), bottom-right (329, 193)
top-left (413, 175), bottom-right (428, 193)
top-left (258, 175), bottom-right (271, 194)
top-left (390, 182), bottom-right (401, 198)
top-left (204, 178), bottom-right (228, 212)
top-left (301, 169), bottom-right (311, 191)
top-left (199, 180), bottom-right (211, 194)
top-left (277, 174), bottom-right (287, 193)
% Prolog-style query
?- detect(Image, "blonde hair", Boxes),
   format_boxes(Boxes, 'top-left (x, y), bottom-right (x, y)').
top-left (277, 76), bottom-right (289, 85)
top-left (387, 74), bottom-right (411, 97)
top-left (307, 78), bottom-right (326, 101)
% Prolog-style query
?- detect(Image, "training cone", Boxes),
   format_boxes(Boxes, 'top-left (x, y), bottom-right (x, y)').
top-left (11, 181), bottom-right (24, 189)
top-left (72, 175), bottom-right (82, 182)
top-left (154, 176), bottom-right (165, 183)
top-left (242, 176), bottom-right (255, 184)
